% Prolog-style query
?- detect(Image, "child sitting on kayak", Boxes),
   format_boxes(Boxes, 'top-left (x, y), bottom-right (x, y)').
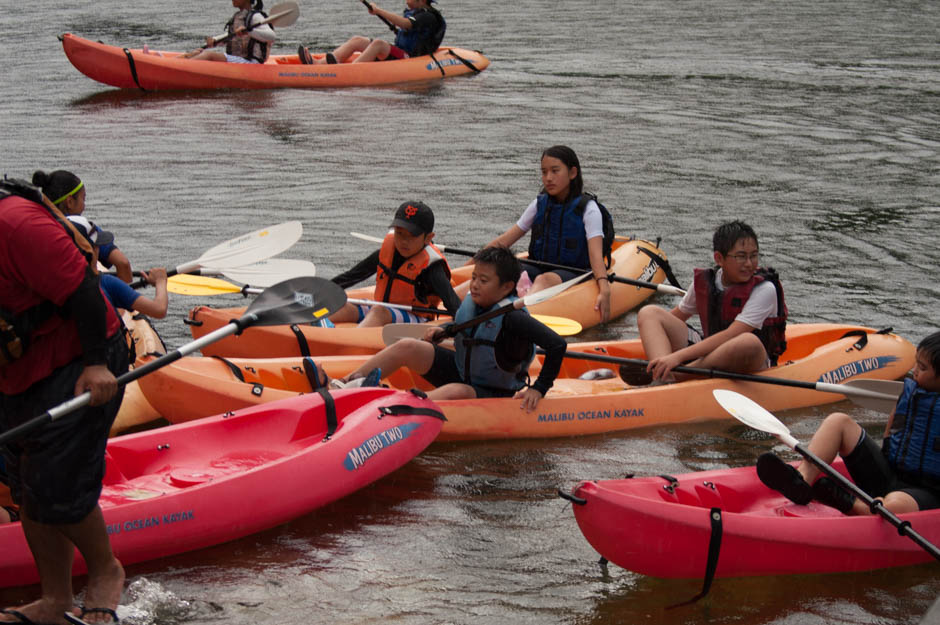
top-left (329, 201), bottom-right (460, 327)
top-left (66, 216), bottom-right (169, 320)
top-left (477, 146), bottom-right (612, 323)
top-left (757, 330), bottom-right (940, 515)
top-left (320, 246), bottom-right (567, 411)
top-left (32, 169), bottom-right (133, 283)
top-left (629, 220), bottom-right (787, 385)
top-left (298, 0), bottom-right (445, 65)
top-left (185, 0), bottom-right (276, 63)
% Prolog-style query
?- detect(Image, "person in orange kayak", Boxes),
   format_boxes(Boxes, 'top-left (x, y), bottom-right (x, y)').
top-left (0, 177), bottom-right (128, 625)
top-left (320, 246), bottom-right (567, 412)
top-left (329, 201), bottom-right (460, 327)
top-left (298, 0), bottom-right (445, 64)
top-left (32, 170), bottom-right (133, 284)
top-left (477, 146), bottom-right (613, 323)
top-left (630, 220), bottom-right (788, 385)
top-left (185, 0), bottom-right (276, 63)
top-left (757, 330), bottom-right (940, 515)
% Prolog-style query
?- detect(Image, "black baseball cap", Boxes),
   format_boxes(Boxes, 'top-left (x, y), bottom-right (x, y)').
top-left (390, 201), bottom-right (434, 236)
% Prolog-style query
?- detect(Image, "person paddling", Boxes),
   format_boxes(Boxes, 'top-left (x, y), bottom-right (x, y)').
top-left (298, 0), bottom-right (445, 65)
top-left (477, 146), bottom-right (613, 323)
top-left (319, 246), bottom-right (567, 412)
top-left (757, 331), bottom-right (940, 515)
top-left (628, 220), bottom-right (787, 385)
top-left (32, 170), bottom-right (133, 284)
top-left (184, 0), bottom-right (276, 63)
top-left (329, 201), bottom-right (460, 327)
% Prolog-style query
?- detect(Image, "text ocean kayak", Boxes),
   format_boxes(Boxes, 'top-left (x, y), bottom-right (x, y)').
top-left (186, 238), bottom-right (671, 358)
top-left (564, 460), bottom-right (940, 578)
top-left (138, 324), bottom-right (914, 441)
top-left (0, 388), bottom-right (444, 588)
top-left (61, 33), bottom-right (489, 90)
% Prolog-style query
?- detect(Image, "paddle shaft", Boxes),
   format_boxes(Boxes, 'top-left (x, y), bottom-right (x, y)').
top-left (538, 349), bottom-right (900, 405)
top-left (349, 232), bottom-right (682, 295)
top-left (210, 3), bottom-right (299, 45)
top-left (0, 317), bottom-right (250, 446)
top-left (359, 0), bottom-right (398, 32)
top-left (793, 442), bottom-right (940, 561)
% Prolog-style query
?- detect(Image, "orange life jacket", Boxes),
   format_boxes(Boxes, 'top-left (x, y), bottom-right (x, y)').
top-left (374, 232), bottom-right (450, 318)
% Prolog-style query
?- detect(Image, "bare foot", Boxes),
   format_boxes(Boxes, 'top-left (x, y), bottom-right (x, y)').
top-left (1, 599), bottom-right (74, 624)
top-left (79, 559), bottom-right (124, 623)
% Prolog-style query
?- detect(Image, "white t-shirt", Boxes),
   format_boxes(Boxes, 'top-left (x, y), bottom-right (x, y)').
top-left (678, 268), bottom-right (778, 329)
top-left (516, 197), bottom-right (604, 241)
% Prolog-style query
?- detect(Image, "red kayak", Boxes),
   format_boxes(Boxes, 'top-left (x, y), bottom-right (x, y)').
top-left (565, 461), bottom-right (940, 578)
top-left (0, 388), bottom-right (444, 588)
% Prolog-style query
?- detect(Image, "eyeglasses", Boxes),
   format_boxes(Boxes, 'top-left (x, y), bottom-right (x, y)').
top-left (727, 252), bottom-right (759, 264)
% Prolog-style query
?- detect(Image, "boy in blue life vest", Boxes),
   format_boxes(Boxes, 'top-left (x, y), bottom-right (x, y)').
top-left (299, 0), bottom-right (445, 65)
top-left (630, 220), bottom-right (787, 385)
top-left (330, 201), bottom-right (460, 327)
top-left (757, 331), bottom-right (940, 515)
top-left (319, 246), bottom-right (567, 412)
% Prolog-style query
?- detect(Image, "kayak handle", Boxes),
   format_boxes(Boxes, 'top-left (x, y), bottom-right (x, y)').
top-left (557, 489), bottom-right (587, 506)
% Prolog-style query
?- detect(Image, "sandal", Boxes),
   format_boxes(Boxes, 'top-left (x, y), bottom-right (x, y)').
top-left (756, 453), bottom-right (812, 505)
top-left (297, 45), bottom-right (313, 65)
top-left (64, 607), bottom-right (119, 625)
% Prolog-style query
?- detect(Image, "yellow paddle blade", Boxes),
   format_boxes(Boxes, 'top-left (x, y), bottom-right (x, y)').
top-left (167, 274), bottom-right (242, 296)
top-left (531, 314), bottom-right (582, 336)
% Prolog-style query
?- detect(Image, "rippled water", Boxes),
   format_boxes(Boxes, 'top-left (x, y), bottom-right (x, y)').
top-left (2, 0), bottom-right (939, 623)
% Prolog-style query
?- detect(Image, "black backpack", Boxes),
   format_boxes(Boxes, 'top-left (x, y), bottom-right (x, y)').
top-left (576, 192), bottom-right (615, 268)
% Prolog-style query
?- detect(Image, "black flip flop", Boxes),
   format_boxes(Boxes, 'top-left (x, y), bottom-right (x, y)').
top-left (811, 476), bottom-right (856, 513)
top-left (756, 452), bottom-right (813, 505)
top-left (1, 608), bottom-right (60, 625)
top-left (64, 608), bottom-right (119, 625)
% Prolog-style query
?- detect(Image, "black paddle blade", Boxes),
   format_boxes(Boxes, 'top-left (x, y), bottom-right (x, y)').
top-left (245, 277), bottom-right (346, 326)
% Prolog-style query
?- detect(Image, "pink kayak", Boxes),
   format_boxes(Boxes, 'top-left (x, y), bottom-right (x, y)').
top-left (0, 388), bottom-right (444, 588)
top-left (564, 460), bottom-right (940, 578)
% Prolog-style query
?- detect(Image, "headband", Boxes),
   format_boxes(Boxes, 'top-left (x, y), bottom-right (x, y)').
top-left (52, 180), bottom-right (84, 205)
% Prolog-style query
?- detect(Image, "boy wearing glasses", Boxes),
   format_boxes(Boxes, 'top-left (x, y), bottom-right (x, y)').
top-left (629, 220), bottom-right (788, 385)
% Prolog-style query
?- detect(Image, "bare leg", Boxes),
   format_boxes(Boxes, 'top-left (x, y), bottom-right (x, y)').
top-left (57, 506), bottom-right (124, 624)
top-left (317, 36), bottom-right (370, 64)
top-left (695, 332), bottom-right (768, 374)
top-left (427, 383), bottom-right (476, 400)
top-left (184, 49), bottom-right (228, 62)
top-left (344, 339), bottom-right (436, 381)
top-left (636, 305), bottom-right (690, 361)
top-left (527, 271), bottom-right (562, 294)
top-left (328, 302), bottom-right (361, 324)
top-left (797, 412), bottom-right (862, 484)
top-left (2, 515), bottom-right (76, 624)
top-left (352, 39), bottom-right (392, 63)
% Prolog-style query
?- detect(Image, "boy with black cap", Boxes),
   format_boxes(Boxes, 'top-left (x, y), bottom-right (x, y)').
top-left (330, 201), bottom-right (460, 327)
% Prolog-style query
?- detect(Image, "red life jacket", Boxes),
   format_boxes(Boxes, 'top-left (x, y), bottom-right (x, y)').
top-left (374, 232), bottom-right (451, 318)
top-left (693, 267), bottom-right (788, 365)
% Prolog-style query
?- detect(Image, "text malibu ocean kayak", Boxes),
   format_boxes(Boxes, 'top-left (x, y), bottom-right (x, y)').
top-left (61, 33), bottom-right (489, 91)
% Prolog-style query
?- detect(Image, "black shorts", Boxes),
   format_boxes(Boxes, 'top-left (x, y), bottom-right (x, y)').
top-left (844, 430), bottom-right (940, 511)
top-left (0, 333), bottom-right (129, 524)
top-left (420, 344), bottom-right (516, 399)
top-left (519, 261), bottom-right (584, 284)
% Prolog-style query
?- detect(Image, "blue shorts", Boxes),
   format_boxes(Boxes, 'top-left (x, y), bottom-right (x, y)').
top-left (355, 303), bottom-right (423, 324)
top-left (844, 430), bottom-right (940, 511)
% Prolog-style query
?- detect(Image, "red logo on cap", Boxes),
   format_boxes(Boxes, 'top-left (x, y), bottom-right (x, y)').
top-left (404, 204), bottom-right (418, 218)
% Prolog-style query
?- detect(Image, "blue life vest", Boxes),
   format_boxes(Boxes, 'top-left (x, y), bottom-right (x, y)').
top-left (393, 7), bottom-right (446, 57)
top-left (527, 192), bottom-right (591, 269)
top-left (884, 378), bottom-right (940, 483)
top-left (453, 295), bottom-right (534, 394)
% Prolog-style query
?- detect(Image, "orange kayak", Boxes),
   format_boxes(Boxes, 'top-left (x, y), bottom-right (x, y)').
top-left (186, 238), bottom-right (671, 358)
top-left (61, 33), bottom-right (490, 90)
top-left (138, 324), bottom-right (914, 441)
top-left (112, 311), bottom-right (167, 436)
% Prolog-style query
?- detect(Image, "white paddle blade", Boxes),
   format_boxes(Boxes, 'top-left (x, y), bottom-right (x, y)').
top-left (194, 221), bottom-right (303, 270)
top-left (206, 258), bottom-right (316, 287)
top-left (350, 231), bottom-right (385, 245)
top-left (522, 272), bottom-right (592, 307)
top-left (712, 389), bottom-right (800, 447)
